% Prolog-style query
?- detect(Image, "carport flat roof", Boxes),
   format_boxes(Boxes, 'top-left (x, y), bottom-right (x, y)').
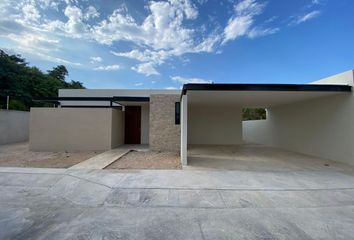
top-left (182, 83), bottom-right (352, 107)
top-left (182, 83), bottom-right (352, 94)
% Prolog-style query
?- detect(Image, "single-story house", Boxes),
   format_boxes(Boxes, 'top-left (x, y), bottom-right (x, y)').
top-left (30, 70), bottom-right (354, 166)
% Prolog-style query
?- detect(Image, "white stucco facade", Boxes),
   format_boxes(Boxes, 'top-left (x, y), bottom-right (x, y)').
top-left (180, 94), bottom-right (188, 166)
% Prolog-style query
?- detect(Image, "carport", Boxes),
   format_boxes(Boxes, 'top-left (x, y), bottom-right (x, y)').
top-left (180, 82), bottom-right (353, 168)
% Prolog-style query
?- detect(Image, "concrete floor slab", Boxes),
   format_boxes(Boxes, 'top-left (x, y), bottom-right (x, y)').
top-left (187, 144), bottom-right (352, 171)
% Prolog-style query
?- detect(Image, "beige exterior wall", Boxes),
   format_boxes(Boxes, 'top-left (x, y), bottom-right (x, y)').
top-left (149, 94), bottom-right (180, 152)
top-left (30, 108), bottom-right (124, 151)
top-left (188, 105), bottom-right (243, 145)
top-left (0, 110), bottom-right (29, 145)
top-left (111, 109), bottom-right (125, 148)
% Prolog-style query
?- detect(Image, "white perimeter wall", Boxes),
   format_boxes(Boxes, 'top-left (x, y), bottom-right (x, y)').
top-left (30, 108), bottom-right (124, 151)
top-left (0, 110), bottom-right (29, 145)
top-left (188, 105), bottom-right (243, 145)
top-left (243, 70), bottom-right (354, 165)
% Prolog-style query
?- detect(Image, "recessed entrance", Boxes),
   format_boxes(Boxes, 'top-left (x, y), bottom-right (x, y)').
top-left (124, 106), bottom-right (141, 144)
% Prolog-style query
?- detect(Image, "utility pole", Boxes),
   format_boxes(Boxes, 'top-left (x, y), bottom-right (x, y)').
top-left (6, 96), bottom-right (9, 110)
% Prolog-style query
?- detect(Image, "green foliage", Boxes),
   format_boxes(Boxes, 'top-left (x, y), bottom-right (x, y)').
top-left (8, 99), bottom-right (27, 111)
top-left (0, 49), bottom-right (85, 111)
top-left (67, 80), bottom-right (85, 89)
top-left (48, 65), bottom-right (68, 82)
top-left (243, 108), bottom-right (267, 121)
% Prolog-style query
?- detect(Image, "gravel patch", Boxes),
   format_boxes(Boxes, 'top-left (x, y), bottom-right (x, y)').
top-left (0, 142), bottom-right (102, 168)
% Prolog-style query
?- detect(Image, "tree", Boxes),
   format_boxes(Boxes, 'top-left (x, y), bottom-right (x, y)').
top-left (68, 80), bottom-right (85, 89)
top-left (47, 65), bottom-right (68, 82)
top-left (0, 49), bottom-right (85, 110)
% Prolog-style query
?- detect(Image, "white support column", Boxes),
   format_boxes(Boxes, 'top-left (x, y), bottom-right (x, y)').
top-left (180, 94), bottom-right (188, 166)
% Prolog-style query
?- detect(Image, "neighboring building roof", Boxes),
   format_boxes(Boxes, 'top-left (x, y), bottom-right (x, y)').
top-left (58, 89), bottom-right (181, 98)
top-left (33, 96), bottom-right (149, 108)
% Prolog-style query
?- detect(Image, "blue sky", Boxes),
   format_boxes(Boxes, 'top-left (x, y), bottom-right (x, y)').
top-left (1, 0), bottom-right (353, 89)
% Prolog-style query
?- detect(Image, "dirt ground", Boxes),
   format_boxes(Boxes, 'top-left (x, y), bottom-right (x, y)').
top-left (106, 150), bottom-right (182, 170)
top-left (0, 142), bottom-right (101, 168)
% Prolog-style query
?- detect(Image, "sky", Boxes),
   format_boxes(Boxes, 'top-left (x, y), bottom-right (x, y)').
top-left (0, 0), bottom-right (354, 89)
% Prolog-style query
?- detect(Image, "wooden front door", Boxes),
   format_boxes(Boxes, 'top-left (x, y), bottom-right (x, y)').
top-left (124, 106), bottom-right (141, 144)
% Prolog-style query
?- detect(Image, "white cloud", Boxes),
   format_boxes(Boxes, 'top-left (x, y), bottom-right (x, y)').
top-left (0, 0), bottom-right (313, 74)
top-left (22, 4), bottom-right (41, 23)
top-left (85, 6), bottom-right (99, 20)
top-left (37, 53), bottom-right (82, 66)
top-left (111, 49), bottom-right (167, 64)
top-left (90, 56), bottom-right (103, 63)
top-left (131, 62), bottom-right (159, 76)
top-left (97, 0), bottom-right (224, 75)
top-left (171, 75), bottom-right (212, 84)
top-left (0, 0), bottom-right (279, 75)
top-left (3, 33), bottom-right (61, 57)
top-left (223, 15), bottom-right (253, 43)
top-left (165, 86), bottom-right (177, 89)
top-left (37, 0), bottom-right (60, 10)
top-left (234, 0), bottom-right (265, 16)
top-left (134, 82), bottom-right (144, 86)
top-left (193, 33), bottom-right (222, 52)
top-left (94, 64), bottom-right (121, 71)
top-left (63, 5), bottom-right (88, 36)
top-left (92, 0), bottom-right (200, 50)
top-left (223, 0), bottom-right (266, 44)
top-left (247, 26), bottom-right (279, 38)
top-left (291, 10), bottom-right (321, 25)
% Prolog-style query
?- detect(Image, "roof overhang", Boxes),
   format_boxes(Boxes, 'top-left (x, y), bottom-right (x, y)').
top-left (33, 96), bottom-right (150, 107)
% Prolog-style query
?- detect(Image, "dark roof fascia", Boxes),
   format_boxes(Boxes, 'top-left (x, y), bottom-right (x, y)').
top-left (178, 83), bottom-right (352, 102)
top-left (181, 83), bottom-right (352, 95)
top-left (33, 96), bottom-right (150, 102)
top-left (61, 105), bottom-right (122, 109)
top-left (112, 96), bottom-right (150, 102)
top-left (33, 97), bottom-right (114, 102)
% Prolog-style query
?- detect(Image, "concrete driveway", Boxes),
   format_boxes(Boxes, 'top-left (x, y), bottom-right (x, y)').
top-left (1, 166), bottom-right (354, 239)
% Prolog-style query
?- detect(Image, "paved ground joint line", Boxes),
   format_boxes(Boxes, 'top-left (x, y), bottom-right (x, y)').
top-left (65, 173), bottom-right (114, 189)
top-left (110, 186), bottom-right (354, 191)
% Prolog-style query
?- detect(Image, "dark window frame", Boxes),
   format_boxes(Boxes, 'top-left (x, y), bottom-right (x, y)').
top-left (175, 102), bottom-right (180, 125)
